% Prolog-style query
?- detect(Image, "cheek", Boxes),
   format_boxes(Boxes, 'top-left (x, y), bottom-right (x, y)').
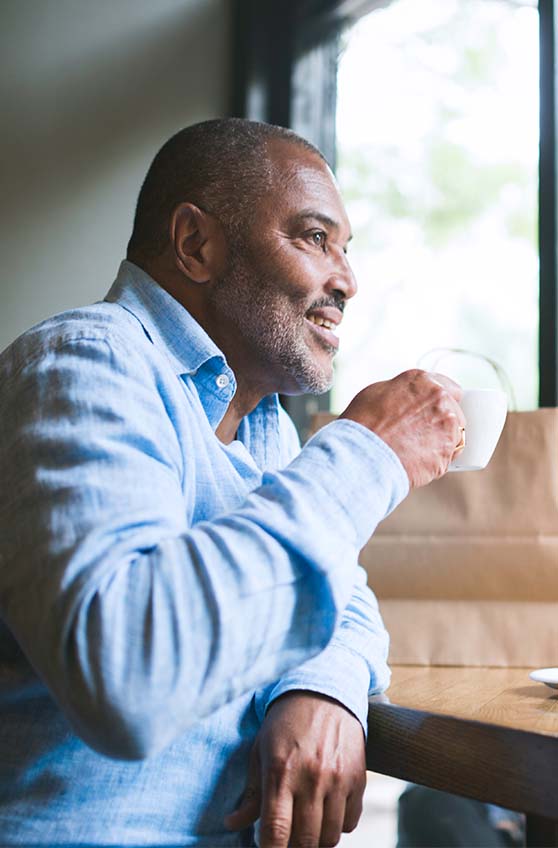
top-left (267, 250), bottom-right (325, 300)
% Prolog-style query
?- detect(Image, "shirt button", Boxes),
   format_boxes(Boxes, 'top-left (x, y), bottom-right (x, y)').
top-left (216, 373), bottom-right (229, 389)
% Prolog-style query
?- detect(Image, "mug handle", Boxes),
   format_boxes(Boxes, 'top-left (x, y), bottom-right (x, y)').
top-left (417, 347), bottom-right (516, 411)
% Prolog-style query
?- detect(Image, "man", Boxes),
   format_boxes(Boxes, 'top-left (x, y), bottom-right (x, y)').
top-left (0, 118), bottom-right (464, 846)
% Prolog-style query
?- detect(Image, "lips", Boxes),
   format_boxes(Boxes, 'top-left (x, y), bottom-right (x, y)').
top-left (304, 306), bottom-right (343, 350)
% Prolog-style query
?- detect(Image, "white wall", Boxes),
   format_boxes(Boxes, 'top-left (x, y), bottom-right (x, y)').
top-left (0, 0), bottom-right (230, 350)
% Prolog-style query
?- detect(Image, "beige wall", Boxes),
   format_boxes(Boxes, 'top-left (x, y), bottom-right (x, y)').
top-left (0, 0), bottom-right (231, 350)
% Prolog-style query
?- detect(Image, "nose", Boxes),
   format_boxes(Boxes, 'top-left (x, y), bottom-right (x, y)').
top-left (325, 246), bottom-right (358, 303)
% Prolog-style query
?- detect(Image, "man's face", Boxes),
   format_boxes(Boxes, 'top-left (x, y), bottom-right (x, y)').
top-left (208, 142), bottom-right (357, 396)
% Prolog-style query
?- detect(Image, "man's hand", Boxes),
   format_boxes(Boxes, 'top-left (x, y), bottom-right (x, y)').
top-left (225, 691), bottom-right (366, 847)
top-left (339, 369), bottom-right (465, 489)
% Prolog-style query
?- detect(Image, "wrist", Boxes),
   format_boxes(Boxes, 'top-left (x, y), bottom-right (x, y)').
top-left (266, 689), bottom-right (361, 727)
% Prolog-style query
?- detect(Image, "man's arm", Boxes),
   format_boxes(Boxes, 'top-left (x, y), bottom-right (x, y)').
top-left (251, 405), bottom-right (388, 731)
top-left (227, 569), bottom-right (387, 845)
top-left (253, 564), bottom-right (389, 734)
top-left (0, 331), bottom-right (408, 760)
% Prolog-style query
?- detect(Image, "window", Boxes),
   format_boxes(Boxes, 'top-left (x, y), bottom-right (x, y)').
top-left (234, 0), bottom-right (558, 437)
top-left (333, 0), bottom-right (539, 412)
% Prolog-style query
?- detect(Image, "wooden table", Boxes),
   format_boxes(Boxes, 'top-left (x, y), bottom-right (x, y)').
top-left (366, 666), bottom-right (558, 847)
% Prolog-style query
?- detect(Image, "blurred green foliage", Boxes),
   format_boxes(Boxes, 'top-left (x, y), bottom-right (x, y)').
top-left (334, 0), bottom-right (539, 409)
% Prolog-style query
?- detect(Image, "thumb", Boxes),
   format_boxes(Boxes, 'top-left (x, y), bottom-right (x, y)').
top-left (224, 749), bottom-right (262, 831)
top-left (224, 782), bottom-right (261, 831)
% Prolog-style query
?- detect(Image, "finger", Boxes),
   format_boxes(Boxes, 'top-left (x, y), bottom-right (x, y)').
top-left (450, 398), bottom-right (467, 451)
top-left (259, 787), bottom-right (294, 848)
top-left (225, 744), bottom-right (262, 831)
top-left (224, 782), bottom-right (261, 831)
top-left (429, 371), bottom-right (463, 401)
top-left (455, 405), bottom-right (467, 429)
top-left (451, 423), bottom-right (468, 462)
top-left (319, 793), bottom-right (346, 847)
top-left (428, 372), bottom-right (467, 444)
top-left (290, 794), bottom-right (323, 847)
top-left (343, 788), bottom-right (364, 834)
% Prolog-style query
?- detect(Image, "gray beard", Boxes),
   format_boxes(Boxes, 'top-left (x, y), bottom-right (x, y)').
top-left (208, 258), bottom-right (334, 396)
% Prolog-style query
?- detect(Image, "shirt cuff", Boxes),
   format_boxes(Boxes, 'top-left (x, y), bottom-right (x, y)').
top-left (253, 642), bottom-right (391, 738)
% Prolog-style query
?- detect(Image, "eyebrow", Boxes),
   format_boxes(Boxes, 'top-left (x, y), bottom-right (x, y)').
top-left (292, 209), bottom-right (353, 242)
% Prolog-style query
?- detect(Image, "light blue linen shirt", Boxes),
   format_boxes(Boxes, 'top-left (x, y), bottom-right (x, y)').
top-left (0, 261), bottom-right (408, 845)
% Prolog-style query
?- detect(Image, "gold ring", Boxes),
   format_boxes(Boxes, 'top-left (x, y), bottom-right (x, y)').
top-left (455, 426), bottom-right (466, 452)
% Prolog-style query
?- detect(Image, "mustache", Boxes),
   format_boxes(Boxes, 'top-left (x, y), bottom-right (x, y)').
top-left (307, 294), bottom-right (346, 314)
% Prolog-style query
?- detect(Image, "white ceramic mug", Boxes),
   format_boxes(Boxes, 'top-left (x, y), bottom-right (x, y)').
top-left (448, 388), bottom-right (508, 472)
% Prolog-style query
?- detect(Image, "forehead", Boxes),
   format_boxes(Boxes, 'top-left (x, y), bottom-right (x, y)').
top-left (260, 140), bottom-right (351, 235)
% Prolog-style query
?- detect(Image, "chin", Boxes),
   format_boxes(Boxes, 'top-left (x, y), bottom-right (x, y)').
top-left (297, 364), bottom-right (334, 395)
top-left (275, 340), bottom-right (335, 395)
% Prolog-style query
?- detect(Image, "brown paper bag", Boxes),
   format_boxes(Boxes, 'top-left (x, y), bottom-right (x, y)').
top-left (313, 410), bottom-right (558, 666)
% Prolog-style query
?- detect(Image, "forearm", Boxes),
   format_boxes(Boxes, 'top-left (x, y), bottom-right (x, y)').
top-left (254, 566), bottom-right (390, 734)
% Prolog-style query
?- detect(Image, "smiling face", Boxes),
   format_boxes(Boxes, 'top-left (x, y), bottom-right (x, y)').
top-left (206, 140), bottom-right (357, 397)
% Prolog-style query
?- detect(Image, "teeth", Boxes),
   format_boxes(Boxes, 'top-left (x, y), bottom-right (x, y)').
top-left (307, 315), bottom-right (337, 331)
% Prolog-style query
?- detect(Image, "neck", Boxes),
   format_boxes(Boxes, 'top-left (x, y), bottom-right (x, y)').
top-left (215, 382), bottom-right (268, 444)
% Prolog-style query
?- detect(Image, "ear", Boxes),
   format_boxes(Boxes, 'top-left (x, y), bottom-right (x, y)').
top-left (170, 202), bottom-right (225, 283)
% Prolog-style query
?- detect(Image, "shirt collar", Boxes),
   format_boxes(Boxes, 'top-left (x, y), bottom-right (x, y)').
top-left (104, 260), bottom-right (226, 378)
top-left (104, 261), bottom-right (281, 441)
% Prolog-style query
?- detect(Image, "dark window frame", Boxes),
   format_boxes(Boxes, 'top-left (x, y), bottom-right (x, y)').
top-left (539, 0), bottom-right (558, 406)
top-left (233, 0), bottom-right (558, 433)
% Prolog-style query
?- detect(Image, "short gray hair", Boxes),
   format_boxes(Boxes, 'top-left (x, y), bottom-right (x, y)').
top-left (127, 118), bottom-right (325, 259)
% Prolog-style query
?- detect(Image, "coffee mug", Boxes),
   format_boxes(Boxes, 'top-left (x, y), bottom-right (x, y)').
top-left (448, 388), bottom-right (508, 472)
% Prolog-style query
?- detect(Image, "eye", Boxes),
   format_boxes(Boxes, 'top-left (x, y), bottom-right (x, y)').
top-left (308, 230), bottom-right (327, 250)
